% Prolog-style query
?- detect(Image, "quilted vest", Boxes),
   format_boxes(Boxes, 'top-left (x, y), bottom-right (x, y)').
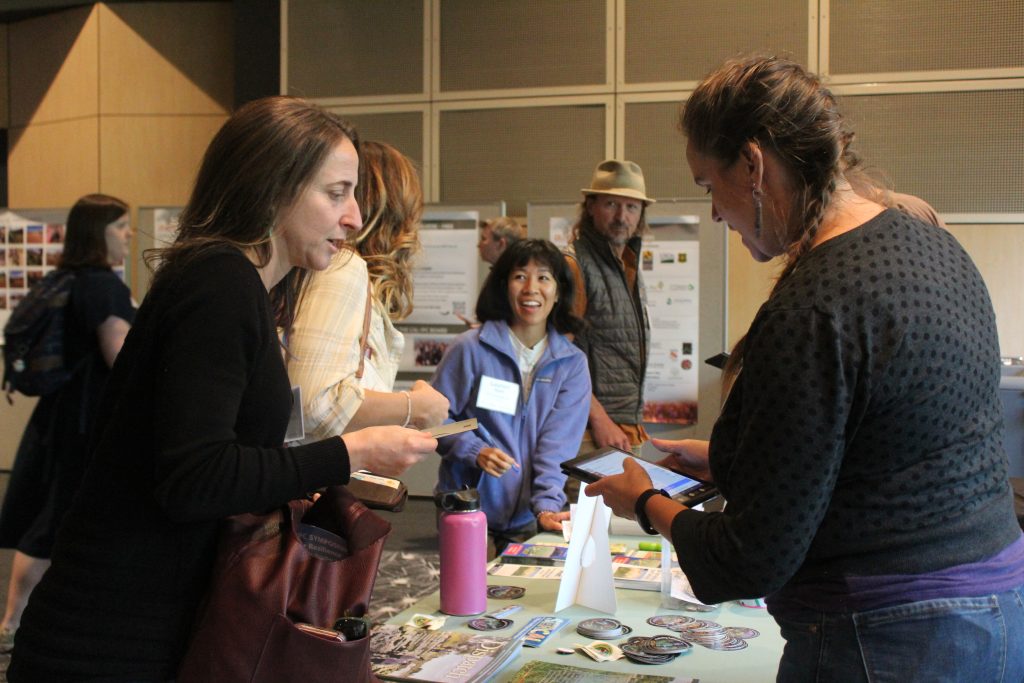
top-left (569, 226), bottom-right (650, 424)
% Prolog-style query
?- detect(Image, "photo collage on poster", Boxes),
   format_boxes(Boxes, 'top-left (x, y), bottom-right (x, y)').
top-left (0, 211), bottom-right (126, 333)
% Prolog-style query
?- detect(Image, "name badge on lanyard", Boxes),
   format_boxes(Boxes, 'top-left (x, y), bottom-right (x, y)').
top-left (476, 375), bottom-right (520, 416)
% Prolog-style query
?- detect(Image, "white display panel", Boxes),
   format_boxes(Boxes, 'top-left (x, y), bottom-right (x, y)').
top-left (396, 202), bottom-right (505, 379)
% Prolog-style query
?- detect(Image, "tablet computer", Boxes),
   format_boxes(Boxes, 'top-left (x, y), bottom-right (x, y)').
top-left (561, 447), bottom-right (718, 507)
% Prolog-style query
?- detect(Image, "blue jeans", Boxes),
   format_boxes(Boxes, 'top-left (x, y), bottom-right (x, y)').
top-left (775, 586), bottom-right (1024, 683)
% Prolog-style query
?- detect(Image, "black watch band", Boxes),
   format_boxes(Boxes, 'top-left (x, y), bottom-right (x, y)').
top-left (635, 488), bottom-right (667, 535)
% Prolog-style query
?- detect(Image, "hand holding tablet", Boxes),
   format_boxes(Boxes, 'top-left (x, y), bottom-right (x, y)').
top-left (562, 446), bottom-right (719, 507)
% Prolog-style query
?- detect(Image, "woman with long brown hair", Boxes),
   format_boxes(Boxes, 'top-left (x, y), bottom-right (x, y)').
top-left (9, 98), bottom-right (437, 682)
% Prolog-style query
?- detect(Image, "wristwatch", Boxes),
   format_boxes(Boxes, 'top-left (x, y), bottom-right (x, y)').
top-left (634, 488), bottom-right (669, 535)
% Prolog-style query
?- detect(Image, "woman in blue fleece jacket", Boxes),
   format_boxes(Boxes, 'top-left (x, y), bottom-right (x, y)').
top-left (432, 239), bottom-right (591, 557)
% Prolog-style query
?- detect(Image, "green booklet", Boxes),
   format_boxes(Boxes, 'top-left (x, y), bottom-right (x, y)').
top-left (508, 660), bottom-right (698, 682)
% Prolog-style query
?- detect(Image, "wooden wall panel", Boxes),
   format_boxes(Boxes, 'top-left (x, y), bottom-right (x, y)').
top-left (8, 5), bottom-right (97, 127)
top-left (98, 3), bottom-right (233, 115)
top-left (0, 25), bottom-right (9, 130)
top-left (726, 231), bottom-right (777, 348)
top-left (7, 118), bottom-right (100, 207)
top-left (724, 224), bottom-right (1024, 358)
top-left (946, 224), bottom-right (1024, 357)
top-left (98, 114), bottom-right (226, 207)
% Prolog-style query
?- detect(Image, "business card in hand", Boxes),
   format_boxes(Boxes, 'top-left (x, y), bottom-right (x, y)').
top-left (424, 418), bottom-right (478, 438)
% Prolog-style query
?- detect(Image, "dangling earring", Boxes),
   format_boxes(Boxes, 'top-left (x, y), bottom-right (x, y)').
top-left (752, 186), bottom-right (764, 240)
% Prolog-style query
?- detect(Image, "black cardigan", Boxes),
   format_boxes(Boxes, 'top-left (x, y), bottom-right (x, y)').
top-left (10, 247), bottom-right (351, 682)
top-left (671, 210), bottom-right (1020, 605)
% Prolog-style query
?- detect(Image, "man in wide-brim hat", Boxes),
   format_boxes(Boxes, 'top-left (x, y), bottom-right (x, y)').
top-left (563, 159), bottom-right (655, 478)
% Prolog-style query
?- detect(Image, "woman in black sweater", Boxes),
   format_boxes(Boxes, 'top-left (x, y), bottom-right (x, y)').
top-left (8, 97), bottom-right (438, 682)
top-left (587, 55), bottom-right (1024, 682)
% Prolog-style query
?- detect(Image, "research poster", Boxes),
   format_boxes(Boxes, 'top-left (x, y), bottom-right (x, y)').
top-left (397, 211), bottom-right (479, 374)
top-left (548, 216), bottom-right (573, 249)
top-left (153, 208), bottom-right (181, 247)
top-left (0, 211), bottom-right (39, 335)
top-left (641, 217), bottom-right (700, 424)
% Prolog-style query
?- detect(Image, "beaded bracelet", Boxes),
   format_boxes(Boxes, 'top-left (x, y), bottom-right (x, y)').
top-left (400, 390), bottom-right (412, 428)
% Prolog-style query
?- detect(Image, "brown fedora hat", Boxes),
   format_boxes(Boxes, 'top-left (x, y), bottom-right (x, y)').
top-left (581, 159), bottom-right (655, 204)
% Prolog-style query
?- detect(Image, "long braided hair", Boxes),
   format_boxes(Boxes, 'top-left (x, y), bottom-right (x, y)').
top-left (680, 55), bottom-right (855, 384)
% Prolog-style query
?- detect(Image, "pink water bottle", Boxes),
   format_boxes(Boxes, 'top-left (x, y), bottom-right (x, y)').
top-left (438, 488), bottom-right (487, 616)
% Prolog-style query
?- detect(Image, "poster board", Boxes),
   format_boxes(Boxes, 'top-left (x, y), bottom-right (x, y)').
top-left (527, 199), bottom-right (726, 443)
top-left (394, 202), bottom-right (505, 382)
top-left (134, 206), bottom-right (183, 299)
top-left (0, 207), bottom-right (132, 344)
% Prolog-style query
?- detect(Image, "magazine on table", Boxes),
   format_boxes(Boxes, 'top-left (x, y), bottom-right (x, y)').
top-left (370, 624), bottom-right (522, 682)
top-left (507, 660), bottom-right (697, 682)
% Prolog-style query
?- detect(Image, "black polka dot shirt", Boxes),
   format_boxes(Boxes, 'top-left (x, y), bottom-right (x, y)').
top-left (671, 209), bottom-right (1020, 605)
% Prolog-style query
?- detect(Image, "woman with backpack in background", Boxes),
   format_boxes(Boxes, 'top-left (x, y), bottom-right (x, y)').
top-left (0, 194), bottom-right (135, 652)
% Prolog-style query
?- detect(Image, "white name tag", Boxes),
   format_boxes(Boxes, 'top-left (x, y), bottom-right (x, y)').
top-left (284, 385), bottom-right (305, 443)
top-left (476, 375), bottom-right (520, 415)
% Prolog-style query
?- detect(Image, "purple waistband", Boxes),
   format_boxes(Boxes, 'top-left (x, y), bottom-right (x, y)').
top-left (767, 533), bottom-right (1024, 617)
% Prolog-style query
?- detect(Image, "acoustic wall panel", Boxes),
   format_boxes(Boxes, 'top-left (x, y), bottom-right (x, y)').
top-left (332, 111), bottom-right (425, 173)
top-left (838, 90), bottom-right (1024, 213)
top-left (439, 104), bottom-right (605, 215)
top-left (625, 0), bottom-right (809, 84)
top-left (829, 0), bottom-right (1024, 74)
top-left (623, 100), bottom-right (699, 200)
top-left (439, 0), bottom-right (606, 92)
top-left (287, 0), bottom-right (424, 98)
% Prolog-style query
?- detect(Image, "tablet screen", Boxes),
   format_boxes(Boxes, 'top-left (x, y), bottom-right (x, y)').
top-left (575, 449), bottom-right (704, 496)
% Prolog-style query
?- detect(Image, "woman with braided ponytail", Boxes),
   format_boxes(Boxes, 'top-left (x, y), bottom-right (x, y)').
top-left (587, 55), bottom-right (1024, 682)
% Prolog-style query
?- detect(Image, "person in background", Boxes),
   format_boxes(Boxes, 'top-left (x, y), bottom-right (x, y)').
top-left (432, 239), bottom-right (591, 558)
top-left (586, 55), bottom-right (1024, 682)
top-left (0, 194), bottom-right (135, 653)
top-left (564, 160), bottom-right (654, 458)
top-left (883, 191), bottom-right (945, 227)
top-left (287, 140), bottom-right (448, 439)
top-left (478, 216), bottom-right (525, 265)
top-left (8, 97), bottom-right (438, 682)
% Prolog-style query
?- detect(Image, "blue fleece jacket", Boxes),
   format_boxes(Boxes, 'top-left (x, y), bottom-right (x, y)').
top-left (431, 320), bottom-right (591, 532)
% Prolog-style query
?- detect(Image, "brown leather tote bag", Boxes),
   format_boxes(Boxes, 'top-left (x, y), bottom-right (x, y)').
top-left (178, 485), bottom-right (389, 682)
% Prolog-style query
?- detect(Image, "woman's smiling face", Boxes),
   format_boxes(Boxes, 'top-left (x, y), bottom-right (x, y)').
top-left (507, 258), bottom-right (558, 337)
